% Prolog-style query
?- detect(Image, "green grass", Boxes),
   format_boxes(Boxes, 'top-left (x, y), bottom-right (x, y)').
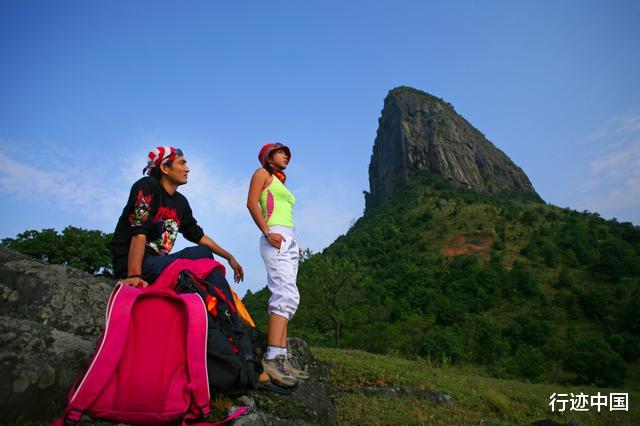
top-left (314, 346), bottom-right (639, 425)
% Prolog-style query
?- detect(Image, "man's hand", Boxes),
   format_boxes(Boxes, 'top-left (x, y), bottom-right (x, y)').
top-left (228, 256), bottom-right (244, 283)
top-left (117, 276), bottom-right (149, 288)
top-left (197, 235), bottom-right (244, 283)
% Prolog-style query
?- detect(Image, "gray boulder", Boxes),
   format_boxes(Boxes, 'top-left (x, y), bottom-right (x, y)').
top-left (0, 246), bottom-right (111, 421)
top-left (0, 247), bottom-right (337, 425)
top-left (0, 246), bottom-right (113, 338)
top-left (236, 338), bottom-right (337, 425)
top-left (0, 316), bottom-right (95, 421)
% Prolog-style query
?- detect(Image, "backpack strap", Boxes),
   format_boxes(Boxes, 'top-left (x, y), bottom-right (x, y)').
top-left (154, 258), bottom-right (226, 289)
top-left (182, 292), bottom-right (211, 418)
top-left (63, 284), bottom-right (141, 422)
top-left (182, 406), bottom-right (251, 426)
top-left (188, 272), bottom-right (237, 314)
top-left (230, 287), bottom-right (256, 327)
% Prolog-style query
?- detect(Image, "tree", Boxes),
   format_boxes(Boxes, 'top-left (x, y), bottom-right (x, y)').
top-left (467, 317), bottom-right (508, 365)
top-left (1, 226), bottom-right (113, 275)
top-left (297, 255), bottom-right (364, 348)
top-left (593, 239), bottom-right (638, 281)
top-left (508, 261), bottom-right (540, 297)
top-left (579, 286), bottom-right (616, 322)
top-left (512, 344), bottom-right (547, 380)
top-left (563, 336), bottom-right (626, 387)
top-left (553, 268), bottom-right (573, 289)
top-left (420, 325), bottom-right (465, 363)
top-left (505, 313), bottom-right (554, 350)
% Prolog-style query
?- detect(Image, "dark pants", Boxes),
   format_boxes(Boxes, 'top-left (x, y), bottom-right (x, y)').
top-left (142, 245), bottom-right (214, 284)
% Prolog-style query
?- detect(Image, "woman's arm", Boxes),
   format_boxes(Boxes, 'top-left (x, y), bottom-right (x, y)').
top-left (247, 168), bottom-right (286, 249)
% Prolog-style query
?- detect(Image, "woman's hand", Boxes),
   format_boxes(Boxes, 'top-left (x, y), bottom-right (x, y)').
top-left (117, 276), bottom-right (149, 288)
top-left (267, 232), bottom-right (286, 250)
top-left (228, 256), bottom-right (245, 283)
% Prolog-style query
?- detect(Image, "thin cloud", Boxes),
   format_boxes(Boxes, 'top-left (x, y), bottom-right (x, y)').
top-left (180, 156), bottom-right (249, 219)
top-left (0, 143), bottom-right (251, 224)
top-left (589, 142), bottom-right (640, 177)
top-left (588, 113), bottom-right (640, 140)
top-left (576, 112), bottom-right (640, 223)
top-left (0, 142), bottom-right (366, 295)
top-left (293, 180), bottom-right (364, 253)
top-left (615, 115), bottom-right (640, 134)
top-left (0, 150), bottom-right (127, 221)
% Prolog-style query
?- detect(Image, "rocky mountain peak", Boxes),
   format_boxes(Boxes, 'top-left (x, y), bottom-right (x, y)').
top-left (365, 86), bottom-right (539, 210)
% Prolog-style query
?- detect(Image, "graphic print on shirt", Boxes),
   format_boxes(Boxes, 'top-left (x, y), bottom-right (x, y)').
top-left (128, 191), bottom-right (152, 226)
top-left (149, 206), bottom-right (181, 255)
top-left (265, 190), bottom-right (275, 223)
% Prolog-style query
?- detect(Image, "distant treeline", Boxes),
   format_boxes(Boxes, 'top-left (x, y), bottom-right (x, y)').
top-left (1, 226), bottom-right (113, 276)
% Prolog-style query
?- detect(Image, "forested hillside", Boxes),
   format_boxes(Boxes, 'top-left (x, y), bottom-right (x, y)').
top-left (244, 174), bottom-right (640, 388)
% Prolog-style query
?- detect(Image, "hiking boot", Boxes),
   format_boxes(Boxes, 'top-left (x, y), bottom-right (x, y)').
top-left (283, 354), bottom-right (309, 380)
top-left (262, 356), bottom-right (298, 388)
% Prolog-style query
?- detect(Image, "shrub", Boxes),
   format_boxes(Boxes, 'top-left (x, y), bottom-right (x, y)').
top-left (563, 336), bottom-right (626, 387)
top-left (468, 317), bottom-right (508, 365)
top-left (509, 262), bottom-right (540, 297)
top-left (512, 344), bottom-right (547, 380)
top-left (420, 326), bottom-right (465, 363)
top-left (579, 286), bottom-right (616, 322)
top-left (505, 314), bottom-right (554, 350)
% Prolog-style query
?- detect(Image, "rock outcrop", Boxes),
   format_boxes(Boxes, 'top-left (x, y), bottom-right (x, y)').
top-left (235, 338), bottom-right (337, 426)
top-left (0, 247), bottom-right (336, 425)
top-left (366, 86), bottom-right (540, 210)
top-left (0, 247), bottom-right (112, 421)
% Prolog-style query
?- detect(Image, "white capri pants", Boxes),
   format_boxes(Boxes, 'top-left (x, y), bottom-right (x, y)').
top-left (260, 225), bottom-right (300, 320)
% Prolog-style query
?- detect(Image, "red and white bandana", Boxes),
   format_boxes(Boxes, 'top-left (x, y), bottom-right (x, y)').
top-left (143, 146), bottom-right (182, 175)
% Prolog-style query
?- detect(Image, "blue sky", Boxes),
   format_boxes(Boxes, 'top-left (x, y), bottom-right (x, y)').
top-left (1, 1), bottom-right (639, 294)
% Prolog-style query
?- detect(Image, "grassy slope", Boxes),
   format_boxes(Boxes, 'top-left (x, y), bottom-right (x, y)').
top-left (314, 346), bottom-right (639, 425)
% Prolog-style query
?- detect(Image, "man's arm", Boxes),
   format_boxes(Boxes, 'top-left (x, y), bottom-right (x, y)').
top-left (198, 235), bottom-right (244, 283)
top-left (119, 234), bottom-right (149, 287)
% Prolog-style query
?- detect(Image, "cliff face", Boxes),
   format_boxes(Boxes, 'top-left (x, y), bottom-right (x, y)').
top-left (366, 87), bottom-right (539, 210)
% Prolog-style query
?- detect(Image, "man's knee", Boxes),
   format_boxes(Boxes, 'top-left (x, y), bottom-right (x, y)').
top-left (191, 245), bottom-right (213, 259)
top-left (174, 245), bottom-right (213, 260)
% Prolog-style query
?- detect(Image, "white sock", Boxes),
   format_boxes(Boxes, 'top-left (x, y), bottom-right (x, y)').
top-left (265, 346), bottom-right (281, 360)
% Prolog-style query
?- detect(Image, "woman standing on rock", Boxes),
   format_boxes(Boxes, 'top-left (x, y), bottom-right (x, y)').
top-left (247, 142), bottom-right (308, 388)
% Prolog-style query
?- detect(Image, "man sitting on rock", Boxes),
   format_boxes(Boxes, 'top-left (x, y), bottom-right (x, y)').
top-left (109, 146), bottom-right (243, 287)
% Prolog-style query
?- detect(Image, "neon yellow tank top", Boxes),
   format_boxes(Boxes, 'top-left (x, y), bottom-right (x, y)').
top-left (260, 177), bottom-right (295, 228)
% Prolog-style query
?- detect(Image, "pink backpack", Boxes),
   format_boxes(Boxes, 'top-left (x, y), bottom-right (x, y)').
top-left (53, 283), bottom-right (248, 425)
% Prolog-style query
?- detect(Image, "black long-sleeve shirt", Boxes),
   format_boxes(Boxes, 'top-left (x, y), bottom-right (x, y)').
top-left (109, 177), bottom-right (204, 278)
